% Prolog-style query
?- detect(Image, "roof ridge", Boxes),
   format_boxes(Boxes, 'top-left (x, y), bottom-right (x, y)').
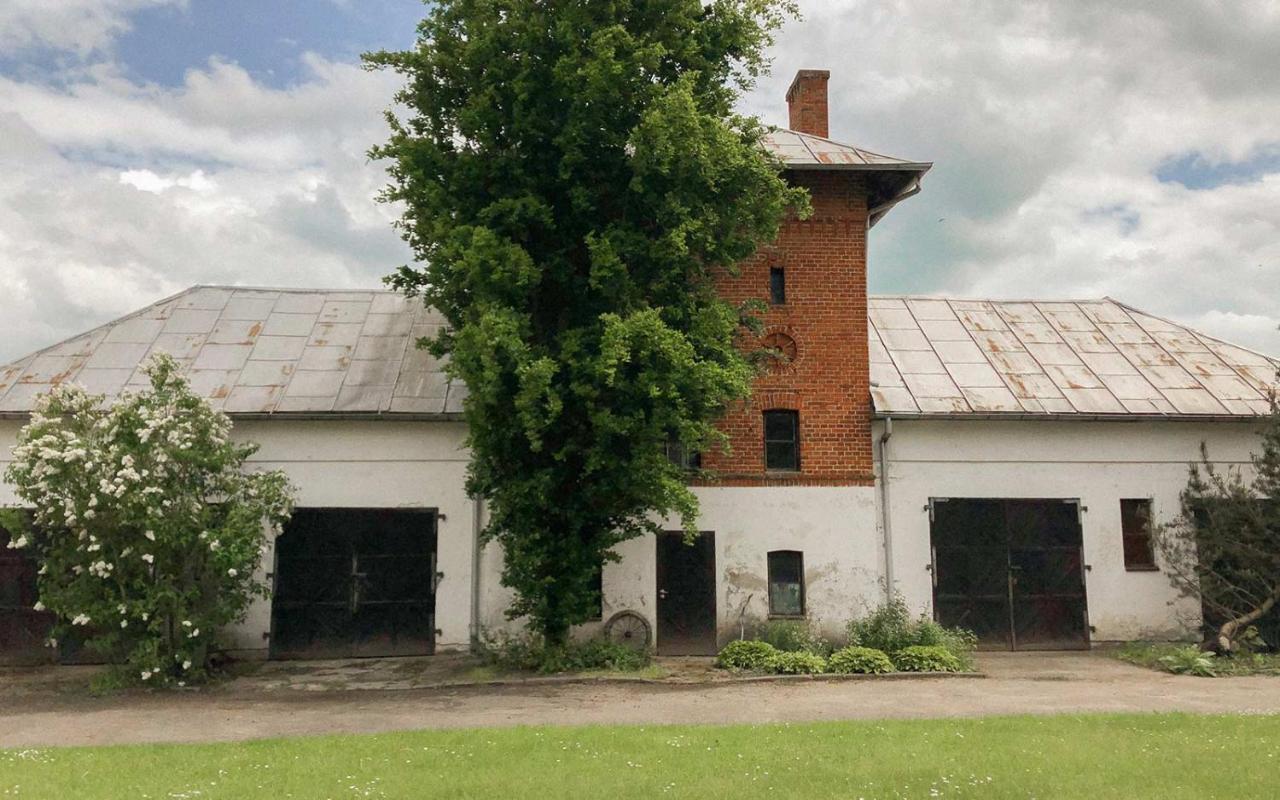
top-left (0, 285), bottom-right (201, 372)
top-left (775, 127), bottom-right (930, 166)
top-left (1105, 296), bottom-right (1280, 366)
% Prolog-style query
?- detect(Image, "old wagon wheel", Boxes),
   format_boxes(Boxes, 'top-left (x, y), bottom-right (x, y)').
top-left (603, 610), bottom-right (651, 652)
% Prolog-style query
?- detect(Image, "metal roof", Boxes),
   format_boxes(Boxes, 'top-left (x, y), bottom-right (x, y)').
top-left (870, 297), bottom-right (1279, 419)
top-left (0, 286), bottom-right (464, 418)
top-left (762, 129), bottom-right (932, 172)
top-left (1, 288), bottom-right (1274, 421)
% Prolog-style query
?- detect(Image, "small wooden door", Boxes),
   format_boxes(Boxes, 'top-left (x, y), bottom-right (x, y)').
top-left (656, 531), bottom-right (717, 655)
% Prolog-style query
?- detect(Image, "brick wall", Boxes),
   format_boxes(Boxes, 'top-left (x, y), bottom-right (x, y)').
top-left (701, 170), bottom-right (874, 487)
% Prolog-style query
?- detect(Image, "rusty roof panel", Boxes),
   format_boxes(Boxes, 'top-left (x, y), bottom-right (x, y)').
top-left (961, 387), bottom-right (1023, 412)
top-left (0, 287), bottom-right (456, 417)
top-left (2, 289), bottom-right (1273, 421)
top-left (870, 296), bottom-right (1277, 418)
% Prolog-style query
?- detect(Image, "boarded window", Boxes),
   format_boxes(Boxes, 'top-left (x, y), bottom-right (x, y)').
top-left (768, 550), bottom-right (804, 616)
top-left (769, 267), bottom-right (786, 305)
top-left (763, 410), bottom-right (800, 471)
top-left (1120, 499), bottom-right (1157, 570)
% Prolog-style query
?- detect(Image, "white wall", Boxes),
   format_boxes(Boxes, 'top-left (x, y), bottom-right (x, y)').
top-left (232, 419), bottom-right (476, 655)
top-left (874, 418), bottom-right (1264, 642)
top-left (1, 417), bottom-right (479, 657)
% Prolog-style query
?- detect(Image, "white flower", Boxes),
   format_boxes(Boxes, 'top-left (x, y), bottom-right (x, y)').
top-left (120, 620), bottom-right (128, 628)
top-left (188, 628), bottom-right (200, 638)
top-left (141, 612), bottom-right (149, 621)
top-left (227, 568), bottom-right (238, 577)
top-left (71, 614), bottom-right (91, 626)
top-left (32, 601), bottom-right (45, 612)
top-left (117, 604), bottom-right (127, 614)
top-left (141, 553), bottom-right (154, 564)
top-left (5, 534), bottom-right (28, 549)
top-left (140, 670), bottom-right (152, 681)
top-left (144, 530), bottom-right (156, 541)
top-left (182, 620), bottom-right (192, 627)
top-left (182, 660), bottom-right (192, 670)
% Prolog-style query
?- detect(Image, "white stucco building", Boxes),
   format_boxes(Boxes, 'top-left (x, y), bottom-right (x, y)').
top-left (1, 72), bottom-right (1276, 664)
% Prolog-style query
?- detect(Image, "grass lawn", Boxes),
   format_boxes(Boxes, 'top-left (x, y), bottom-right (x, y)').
top-left (3, 713), bottom-right (1278, 799)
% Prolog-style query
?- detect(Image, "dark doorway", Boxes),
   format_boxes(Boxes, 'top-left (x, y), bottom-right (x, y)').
top-left (270, 508), bottom-right (438, 659)
top-left (656, 531), bottom-right (717, 655)
top-left (931, 498), bottom-right (1089, 650)
top-left (0, 525), bottom-right (54, 666)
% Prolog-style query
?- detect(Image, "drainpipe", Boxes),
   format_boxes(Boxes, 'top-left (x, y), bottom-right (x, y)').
top-left (878, 417), bottom-right (895, 605)
top-left (470, 495), bottom-right (484, 651)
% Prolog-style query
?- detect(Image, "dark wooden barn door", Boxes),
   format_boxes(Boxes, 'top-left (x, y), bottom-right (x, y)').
top-left (656, 531), bottom-right (717, 655)
top-left (932, 498), bottom-right (1089, 650)
top-left (271, 509), bottom-right (437, 659)
top-left (0, 526), bottom-right (54, 665)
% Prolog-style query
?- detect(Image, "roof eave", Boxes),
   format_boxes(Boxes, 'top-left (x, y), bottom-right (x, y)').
top-left (872, 411), bottom-right (1269, 424)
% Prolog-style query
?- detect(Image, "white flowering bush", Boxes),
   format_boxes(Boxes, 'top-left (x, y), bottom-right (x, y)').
top-left (1, 354), bottom-right (293, 686)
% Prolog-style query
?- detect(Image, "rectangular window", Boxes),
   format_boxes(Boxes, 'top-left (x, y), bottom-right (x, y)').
top-left (1120, 498), bottom-right (1157, 571)
top-left (665, 439), bottom-right (702, 471)
top-left (763, 410), bottom-right (800, 471)
top-left (768, 550), bottom-right (804, 616)
top-left (769, 266), bottom-right (786, 305)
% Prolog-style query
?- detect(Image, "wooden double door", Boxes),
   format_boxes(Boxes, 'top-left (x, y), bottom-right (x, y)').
top-left (270, 508), bottom-right (438, 659)
top-left (931, 498), bottom-right (1089, 650)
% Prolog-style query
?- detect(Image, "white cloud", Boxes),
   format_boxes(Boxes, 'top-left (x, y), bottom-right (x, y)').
top-left (0, 55), bottom-right (410, 362)
top-left (743, 0), bottom-right (1280, 354)
top-left (0, 0), bottom-right (1276, 365)
top-left (0, 0), bottom-right (184, 57)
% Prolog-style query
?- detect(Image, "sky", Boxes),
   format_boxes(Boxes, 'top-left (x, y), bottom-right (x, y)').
top-left (0, 0), bottom-right (1277, 363)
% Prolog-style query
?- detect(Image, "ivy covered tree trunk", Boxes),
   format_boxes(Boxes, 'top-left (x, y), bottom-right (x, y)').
top-left (366, 0), bottom-right (807, 642)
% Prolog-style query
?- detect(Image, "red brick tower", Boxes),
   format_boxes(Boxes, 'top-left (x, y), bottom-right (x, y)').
top-left (702, 70), bottom-right (930, 487)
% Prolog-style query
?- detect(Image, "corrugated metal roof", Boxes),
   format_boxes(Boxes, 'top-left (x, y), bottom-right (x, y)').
top-left (2, 288), bottom-right (1274, 421)
top-left (762, 129), bottom-right (931, 172)
top-left (0, 286), bottom-right (464, 417)
top-left (870, 297), bottom-right (1279, 419)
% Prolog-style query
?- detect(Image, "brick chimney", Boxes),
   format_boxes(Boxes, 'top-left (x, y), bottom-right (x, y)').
top-left (786, 69), bottom-right (830, 138)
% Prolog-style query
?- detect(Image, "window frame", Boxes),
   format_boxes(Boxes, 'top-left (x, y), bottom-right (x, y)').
top-left (762, 409), bottom-right (800, 472)
top-left (769, 266), bottom-right (786, 305)
top-left (767, 550), bottom-right (805, 618)
top-left (1120, 498), bottom-right (1158, 571)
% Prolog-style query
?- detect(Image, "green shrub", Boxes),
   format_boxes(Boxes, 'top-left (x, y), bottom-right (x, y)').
top-left (755, 619), bottom-right (830, 655)
top-left (767, 651), bottom-right (827, 675)
top-left (848, 598), bottom-right (977, 670)
top-left (1158, 645), bottom-right (1218, 677)
top-left (827, 646), bottom-right (894, 675)
top-left (481, 634), bottom-right (650, 674)
top-left (893, 645), bottom-right (963, 673)
top-left (717, 639), bottom-right (779, 671)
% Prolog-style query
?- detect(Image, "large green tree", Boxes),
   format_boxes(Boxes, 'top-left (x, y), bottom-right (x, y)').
top-left (366, 0), bottom-right (806, 642)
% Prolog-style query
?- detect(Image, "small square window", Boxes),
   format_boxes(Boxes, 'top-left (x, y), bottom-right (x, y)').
top-left (769, 267), bottom-right (786, 305)
top-left (763, 410), bottom-right (800, 471)
top-left (665, 440), bottom-right (702, 471)
top-left (1120, 499), bottom-right (1157, 571)
top-left (768, 550), bottom-right (804, 616)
